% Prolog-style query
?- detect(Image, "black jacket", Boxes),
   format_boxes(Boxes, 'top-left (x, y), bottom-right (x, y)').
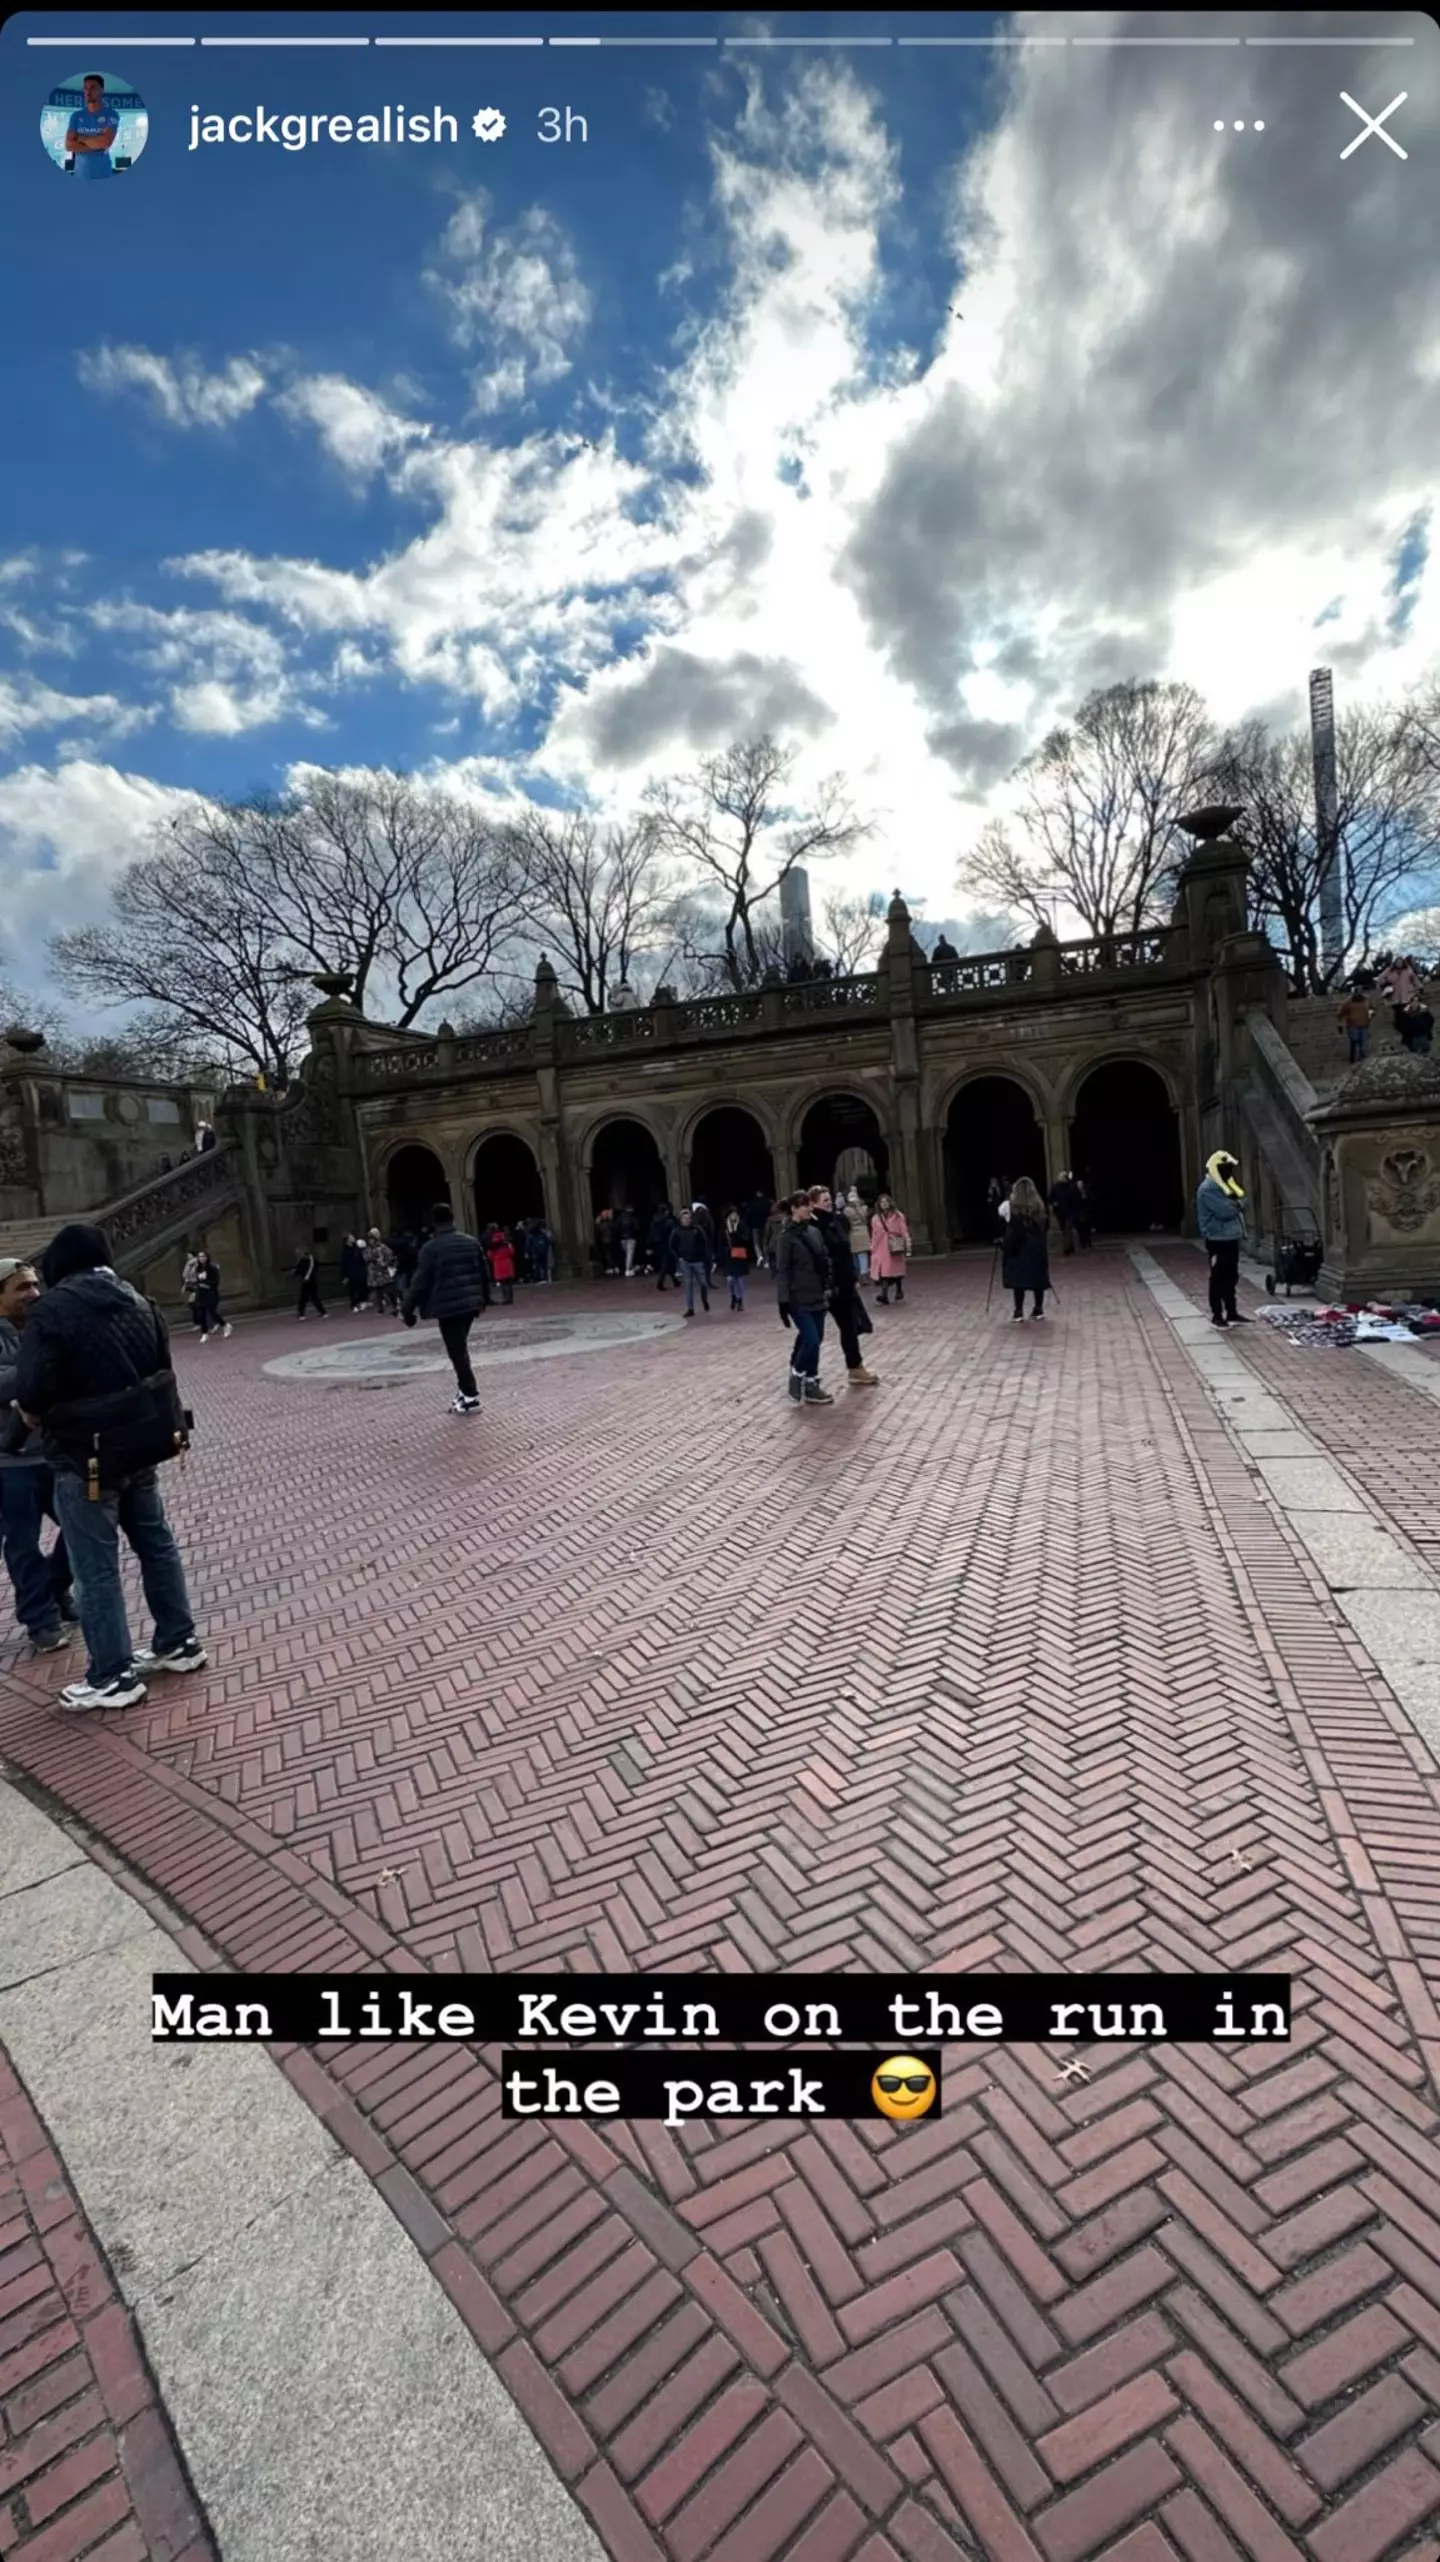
top-left (814, 1210), bottom-right (860, 1304)
top-left (0, 1314), bottom-right (46, 1467)
top-left (672, 1217), bottom-right (708, 1264)
top-left (719, 1221), bottom-right (753, 1268)
top-left (647, 1209), bottom-right (675, 1264)
top-left (14, 1271), bottom-right (173, 1476)
top-left (775, 1218), bottom-right (831, 1314)
top-left (192, 1259), bottom-right (220, 1299)
top-left (1001, 1214), bottom-right (1050, 1292)
top-left (403, 1227), bottom-right (490, 1322)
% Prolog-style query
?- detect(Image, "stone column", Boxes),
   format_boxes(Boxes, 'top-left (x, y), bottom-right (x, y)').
top-left (532, 957), bottom-right (583, 1280)
top-left (1308, 1052), bottom-right (1440, 1301)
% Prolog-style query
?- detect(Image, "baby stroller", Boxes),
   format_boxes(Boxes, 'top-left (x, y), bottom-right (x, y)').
top-left (1266, 1209), bottom-right (1323, 1298)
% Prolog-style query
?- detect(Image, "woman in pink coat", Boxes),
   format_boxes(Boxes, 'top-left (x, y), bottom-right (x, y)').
top-left (870, 1194), bottom-right (911, 1305)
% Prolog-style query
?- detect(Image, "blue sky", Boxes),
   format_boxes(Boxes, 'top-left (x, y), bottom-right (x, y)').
top-left (1, 7), bottom-right (1435, 1010)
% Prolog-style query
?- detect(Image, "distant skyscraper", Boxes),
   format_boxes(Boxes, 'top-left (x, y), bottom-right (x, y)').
top-left (1310, 668), bottom-right (1344, 983)
top-left (780, 867), bottom-right (814, 969)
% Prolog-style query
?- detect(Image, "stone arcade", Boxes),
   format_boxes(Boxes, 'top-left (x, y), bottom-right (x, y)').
top-left (3, 820), bottom-right (1438, 1304)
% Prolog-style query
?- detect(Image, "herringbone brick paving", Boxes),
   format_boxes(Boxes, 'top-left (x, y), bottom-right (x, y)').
top-left (3, 1258), bottom-right (1440, 2561)
top-left (0, 2049), bottom-right (215, 2560)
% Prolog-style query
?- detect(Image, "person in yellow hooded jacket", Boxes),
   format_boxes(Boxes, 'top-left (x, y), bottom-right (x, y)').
top-left (1196, 1150), bottom-right (1248, 1328)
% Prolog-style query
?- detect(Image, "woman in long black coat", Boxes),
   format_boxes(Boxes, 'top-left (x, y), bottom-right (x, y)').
top-left (1001, 1177), bottom-right (1050, 1321)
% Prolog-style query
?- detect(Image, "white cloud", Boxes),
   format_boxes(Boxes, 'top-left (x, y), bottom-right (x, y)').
top-left (0, 759), bottom-right (197, 990)
top-left (426, 194), bottom-right (591, 412)
top-left (0, 677), bottom-right (149, 744)
top-left (278, 376), bottom-right (431, 478)
top-left (77, 347), bottom-right (267, 427)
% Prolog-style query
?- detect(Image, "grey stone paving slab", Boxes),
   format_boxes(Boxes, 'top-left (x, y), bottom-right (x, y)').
top-left (1251, 1456), bottom-right (1369, 1514)
top-left (0, 1773), bottom-right (605, 2562)
top-left (0, 1782), bottom-right (88, 1894)
top-left (1284, 1514), bottom-right (1431, 1593)
top-left (1234, 1431), bottom-right (1318, 1457)
top-left (0, 1856), bottom-right (154, 1992)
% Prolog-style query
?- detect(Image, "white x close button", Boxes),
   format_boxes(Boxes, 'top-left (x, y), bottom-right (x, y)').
top-left (1340, 91), bottom-right (1408, 161)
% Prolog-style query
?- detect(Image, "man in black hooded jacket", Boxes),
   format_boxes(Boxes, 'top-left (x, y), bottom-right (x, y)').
top-left (402, 1200), bottom-right (490, 1412)
top-left (14, 1224), bottom-right (205, 1713)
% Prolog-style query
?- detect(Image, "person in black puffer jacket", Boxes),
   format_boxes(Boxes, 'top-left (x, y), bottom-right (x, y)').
top-left (1001, 1177), bottom-right (1051, 1321)
top-left (775, 1192), bottom-right (834, 1406)
top-left (808, 1185), bottom-right (879, 1389)
top-left (14, 1224), bottom-right (205, 1713)
top-left (401, 1201), bottom-right (491, 1413)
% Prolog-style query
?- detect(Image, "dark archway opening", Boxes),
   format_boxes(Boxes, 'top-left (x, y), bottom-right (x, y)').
top-left (385, 1143), bottom-right (450, 1239)
top-left (1070, 1061), bottom-right (1183, 1233)
top-left (472, 1132), bottom-right (545, 1234)
top-left (589, 1118), bottom-right (668, 1224)
top-left (797, 1095), bottom-right (889, 1200)
top-left (688, 1107), bottom-right (776, 1218)
top-left (944, 1079), bottom-right (1046, 1242)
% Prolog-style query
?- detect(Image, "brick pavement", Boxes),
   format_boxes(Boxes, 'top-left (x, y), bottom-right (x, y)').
top-left (3, 1263), bottom-right (1440, 2562)
top-left (0, 2052), bottom-right (214, 2561)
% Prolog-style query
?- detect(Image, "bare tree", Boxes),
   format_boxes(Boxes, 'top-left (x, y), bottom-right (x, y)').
top-left (820, 890), bottom-right (887, 975)
top-left (503, 808), bottom-right (680, 1012)
top-left (51, 850), bottom-right (316, 1086)
top-left (50, 771), bottom-right (529, 1077)
top-left (643, 736), bottom-right (871, 990)
top-left (1208, 704), bottom-right (1440, 992)
top-left (960, 680), bottom-right (1217, 938)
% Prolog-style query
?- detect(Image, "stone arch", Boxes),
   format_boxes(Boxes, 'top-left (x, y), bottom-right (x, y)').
top-left (468, 1128), bottom-right (546, 1232)
top-left (942, 1074), bottom-right (1047, 1242)
top-left (1068, 1057), bottom-right (1184, 1233)
top-left (794, 1092), bottom-right (890, 1198)
top-left (685, 1102), bottom-right (777, 1216)
top-left (382, 1140), bottom-right (450, 1237)
top-left (586, 1115), bottom-right (669, 1223)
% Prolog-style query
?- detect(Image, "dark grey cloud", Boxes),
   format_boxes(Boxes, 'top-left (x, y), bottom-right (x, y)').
top-left (925, 713), bottom-right (1025, 791)
top-left (841, 9), bottom-right (1439, 727)
top-left (582, 645), bottom-right (829, 763)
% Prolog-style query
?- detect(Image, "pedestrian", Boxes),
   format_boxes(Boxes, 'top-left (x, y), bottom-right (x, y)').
top-left (181, 1247), bottom-right (203, 1332)
top-left (595, 1208), bottom-right (618, 1277)
top-left (13, 1224), bottom-right (205, 1712)
top-left (196, 1120), bottom-right (218, 1154)
top-left (762, 1198), bottom-right (789, 1272)
top-left (402, 1200), bottom-right (490, 1413)
top-left (340, 1234), bottom-right (369, 1312)
top-left (744, 1190), bottom-right (772, 1267)
top-left (1401, 998), bottom-right (1434, 1056)
top-left (844, 1187), bottom-right (871, 1279)
top-left (531, 1217), bottom-right (553, 1285)
top-left (931, 934), bottom-right (959, 964)
top-left (648, 1203), bottom-right (678, 1290)
top-left (721, 1208), bottom-right (753, 1309)
top-left (1336, 987), bottom-right (1373, 1064)
top-left (690, 1199), bottom-right (716, 1281)
top-left (293, 1244), bottom-right (327, 1319)
top-left (1001, 1176), bottom-right (1051, 1321)
top-left (810, 1187), bottom-right (879, 1387)
top-left (390, 1229), bottom-right (419, 1289)
top-left (870, 1193), bottom-right (911, 1305)
top-left (190, 1249), bottom-right (230, 1342)
top-left (672, 1207), bottom-right (711, 1317)
top-left (1074, 1176), bottom-right (1094, 1250)
top-left (1048, 1171), bottom-right (1080, 1255)
top-left (1380, 957), bottom-right (1420, 1040)
top-left (364, 1227), bottom-right (399, 1314)
top-left (776, 1191), bottom-right (833, 1405)
top-left (1196, 1149), bottom-right (1249, 1329)
top-left (0, 1258), bottom-right (75, 1656)
top-left (617, 1205), bottom-right (640, 1278)
top-left (486, 1222), bottom-right (516, 1304)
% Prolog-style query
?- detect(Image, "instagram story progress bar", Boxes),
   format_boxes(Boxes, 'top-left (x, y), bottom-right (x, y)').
top-left (21, 21), bottom-right (1423, 45)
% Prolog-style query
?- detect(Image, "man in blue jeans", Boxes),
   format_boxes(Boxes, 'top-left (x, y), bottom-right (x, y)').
top-left (0, 1258), bottom-right (74, 1653)
top-left (775, 1192), bottom-right (834, 1405)
top-left (670, 1208), bottom-right (711, 1318)
top-left (13, 1224), bottom-right (206, 1712)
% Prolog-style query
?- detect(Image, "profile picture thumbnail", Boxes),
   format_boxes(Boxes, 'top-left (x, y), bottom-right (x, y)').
top-left (41, 70), bottom-right (149, 181)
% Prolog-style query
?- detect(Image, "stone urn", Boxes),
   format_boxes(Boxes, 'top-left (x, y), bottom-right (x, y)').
top-left (3, 1028), bottom-right (46, 1055)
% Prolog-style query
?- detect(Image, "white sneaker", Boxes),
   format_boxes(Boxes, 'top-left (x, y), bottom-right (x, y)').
top-left (199, 1332), bottom-right (209, 1346)
top-left (222, 1323), bottom-right (232, 1338)
top-left (59, 1673), bottom-right (147, 1712)
top-left (131, 1638), bottom-right (208, 1676)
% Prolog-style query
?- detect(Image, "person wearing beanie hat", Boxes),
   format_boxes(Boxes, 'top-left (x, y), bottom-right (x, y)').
top-left (0, 1257), bottom-right (75, 1653)
top-left (14, 1224), bottom-right (206, 1711)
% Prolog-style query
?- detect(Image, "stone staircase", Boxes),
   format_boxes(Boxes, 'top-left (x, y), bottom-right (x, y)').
top-left (0, 1142), bottom-right (245, 1282)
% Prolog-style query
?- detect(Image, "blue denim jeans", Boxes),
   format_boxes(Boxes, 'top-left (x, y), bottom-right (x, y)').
top-left (728, 1269), bottom-right (746, 1306)
top-left (681, 1260), bottom-right (709, 1312)
top-left (51, 1467), bottom-right (196, 1689)
top-left (1, 1467), bottom-right (71, 1639)
top-left (790, 1308), bottom-right (826, 1378)
top-left (1347, 1028), bottom-right (1368, 1062)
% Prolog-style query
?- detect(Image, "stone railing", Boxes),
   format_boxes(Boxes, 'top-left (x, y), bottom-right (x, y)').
top-left (672, 993), bottom-right (766, 1041)
top-left (778, 974), bottom-right (881, 1018)
top-left (925, 951), bottom-right (1034, 999)
top-left (1058, 928), bottom-right (1183, 978)
top-left (359, 1024), bottom-right (533, 1079)
top-left (96, 1141), bottom-right (242, 1257)
top-left (565, 1011), bottom-right (658, 1054)
top-left (922, 927), bottom-right (1184, 1005)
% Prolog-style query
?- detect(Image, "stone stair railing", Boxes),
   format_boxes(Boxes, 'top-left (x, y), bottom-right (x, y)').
top-left (0, 1141), bottom-right (242, 1276)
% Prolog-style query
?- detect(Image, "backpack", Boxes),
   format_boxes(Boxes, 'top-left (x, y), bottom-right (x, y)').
top-left (43, 1291), bottom-right (193, 1495)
